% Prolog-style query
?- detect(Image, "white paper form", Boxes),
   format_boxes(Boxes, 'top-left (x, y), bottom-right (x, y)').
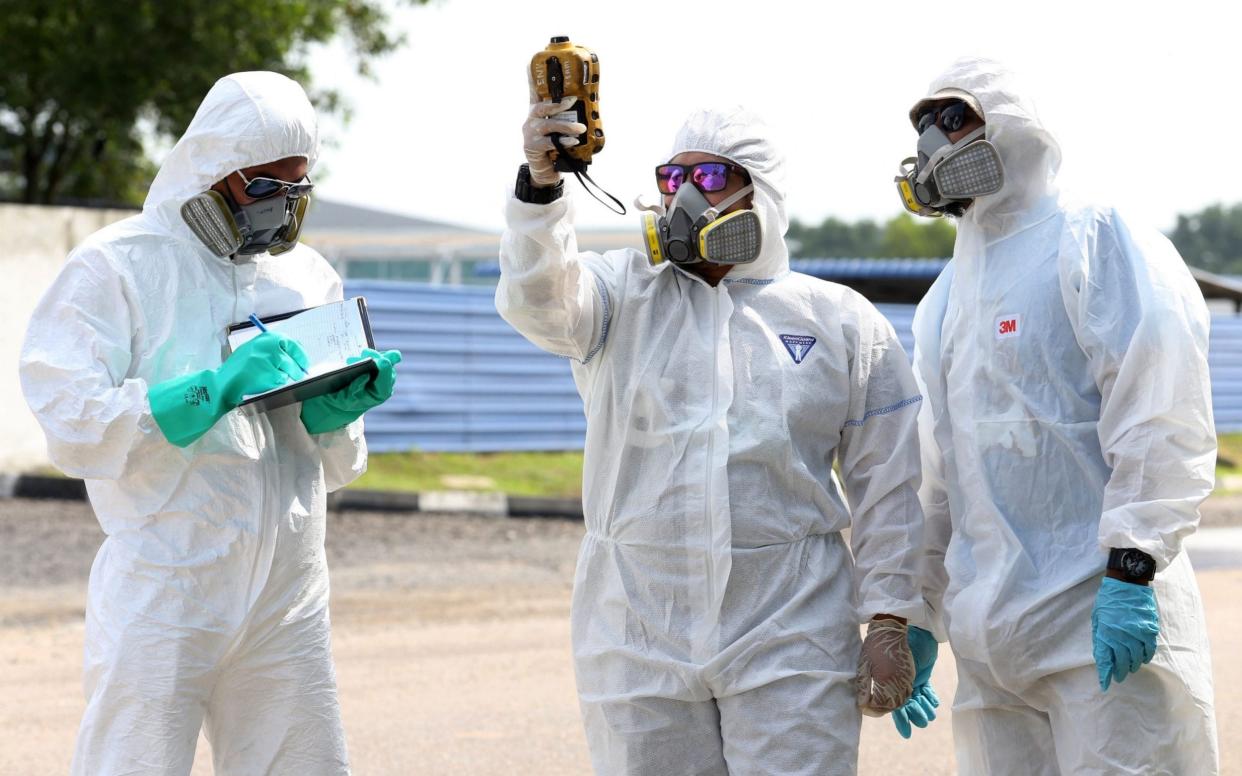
top-left (228, 299), bottom-right (370, 379)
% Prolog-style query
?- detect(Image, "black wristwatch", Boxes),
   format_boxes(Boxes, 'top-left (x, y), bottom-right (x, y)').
top-left (515, 163), bottom-right (564, 205)
top-left (1107, 547), bottom-right (1157, 584)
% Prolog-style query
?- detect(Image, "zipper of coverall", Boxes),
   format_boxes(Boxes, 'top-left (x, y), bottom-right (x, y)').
top-left (702, 285), bottom-right (721, 631)
top-left (232, 260), bottom-right (276, 618)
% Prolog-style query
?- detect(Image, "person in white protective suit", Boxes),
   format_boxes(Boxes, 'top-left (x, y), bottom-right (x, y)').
top-left (19, 72), bottom-right (399, 774)
top-left (893, 57), bottom-right (1219, 773)
top-left (498, 92), bottom-right (929, 774)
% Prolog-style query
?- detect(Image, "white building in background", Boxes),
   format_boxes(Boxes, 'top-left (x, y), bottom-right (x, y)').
top-left (302, 199), bottom-right (498, 284)
top-left (303, 199), bottom-right (639, 285)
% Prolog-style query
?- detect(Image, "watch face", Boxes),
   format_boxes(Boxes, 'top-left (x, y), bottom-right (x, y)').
top-left (1122, 551), bottom-right (1155, 579)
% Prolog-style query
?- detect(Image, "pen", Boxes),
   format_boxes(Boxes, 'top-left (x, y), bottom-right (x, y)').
top-left (248, 313), bottom-right (306, 378)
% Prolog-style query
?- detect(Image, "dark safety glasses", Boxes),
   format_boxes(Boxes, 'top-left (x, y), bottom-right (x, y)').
top-left (236, 169), bottom-right (315, 200)
top-left (916, 100), bottom-right (974, 135)
top-left (655, 162), bottom-right (748, 195)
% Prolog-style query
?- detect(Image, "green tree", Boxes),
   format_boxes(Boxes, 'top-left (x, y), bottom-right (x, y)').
top-left (1170, 203), bottom-right (1242, 274)
top-left (0, 0), bottom-right (425, 206)
top-left (879, 213), bottom-right (957, 258)
top-left (788, 216), bottom-right (882, 257)
top-left (788, 212), bottom-right (955, 258)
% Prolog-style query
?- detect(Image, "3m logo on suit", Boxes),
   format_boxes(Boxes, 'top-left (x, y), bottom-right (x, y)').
top-left (995, 315), bottom-right (1021, 340)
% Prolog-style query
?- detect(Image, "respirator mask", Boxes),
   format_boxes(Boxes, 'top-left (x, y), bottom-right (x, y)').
top-left (180, 171), bottom-right (313, 258)
top-left (895, 99), bottom-right (1003, 218)
top-left (640, 160), bottom-right (762, 266)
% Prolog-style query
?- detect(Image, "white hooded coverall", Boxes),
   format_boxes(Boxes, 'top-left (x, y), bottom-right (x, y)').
top-left (911, 58), bottom-right (1218, 774)
top-left (19, 72), bottom-right (363, 774)
top-left (498, 107), bottom-right (927, 775)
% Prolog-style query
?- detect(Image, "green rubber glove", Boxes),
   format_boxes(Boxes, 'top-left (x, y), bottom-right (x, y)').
top-left (891, 626), bottom-right (939, 738)
top-left (301, 348), bottom-right (402, 434)
top-left (149, 332), bottom-right (308, 447)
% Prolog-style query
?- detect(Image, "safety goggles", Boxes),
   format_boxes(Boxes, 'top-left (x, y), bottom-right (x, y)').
top-left (236, 169), bottom-right (314, 200)
top-left (915, 100), bottom-right (974, 135)
top-left (655, 162), bottom-right (749, 195)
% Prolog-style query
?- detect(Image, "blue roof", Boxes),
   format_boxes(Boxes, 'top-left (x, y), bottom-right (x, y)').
top-left (474, 257), bottom-right (949, 279)
top-left (790, 258), bottom-right (949, 279)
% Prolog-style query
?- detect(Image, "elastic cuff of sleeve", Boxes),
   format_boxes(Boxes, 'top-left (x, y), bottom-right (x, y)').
top-left (856, 600), bottom-right (925, 626)
top-left (907, 599), bottom-right (949, 643)
top-left (507, 191), bottom-right (571, 223)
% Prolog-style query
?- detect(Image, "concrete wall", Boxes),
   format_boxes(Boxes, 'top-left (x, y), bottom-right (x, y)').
top-left (1, 204), bottom-right (136, 472)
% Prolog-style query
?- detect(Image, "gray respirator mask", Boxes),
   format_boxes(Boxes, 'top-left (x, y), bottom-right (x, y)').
top-left (640, 181), bottom-right (762, 266)
top-left (895, 123), bottom-right (1004, 218)
top-left (180, 187), bottom-right (309, 258)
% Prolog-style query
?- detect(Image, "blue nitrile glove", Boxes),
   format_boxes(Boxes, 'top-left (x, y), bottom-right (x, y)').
top-left (149, 332), bottom-right (308, 447)
top-left (891, 626), bottom-right (939, 738)
top-left (1092, 576), bottom-right (1159, 692)
top-left (300, 348), bottom-right (402, 434)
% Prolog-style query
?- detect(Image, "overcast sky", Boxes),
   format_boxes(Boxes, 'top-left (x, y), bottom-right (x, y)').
top-left (306, 0), bottom-right (1238, 235)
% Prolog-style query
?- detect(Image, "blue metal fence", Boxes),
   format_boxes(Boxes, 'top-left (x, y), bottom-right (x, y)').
top-left (349, 280), bottom-right (1242, 452)
top-left (1211, 316), bottom-right (1242, 431)
top-left (350, 281), bottom-right (583, 452)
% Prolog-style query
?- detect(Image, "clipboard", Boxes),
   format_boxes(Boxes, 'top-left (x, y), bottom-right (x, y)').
top-left (225, 297), bottom-right (377, 414)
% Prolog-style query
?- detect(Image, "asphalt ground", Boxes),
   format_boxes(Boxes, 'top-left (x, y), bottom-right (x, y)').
top-left (0, 497), bottom-right (1237, 774)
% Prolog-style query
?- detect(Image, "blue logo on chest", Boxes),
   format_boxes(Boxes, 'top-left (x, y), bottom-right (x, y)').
top-left (779, 334), bottom-right (817, 364)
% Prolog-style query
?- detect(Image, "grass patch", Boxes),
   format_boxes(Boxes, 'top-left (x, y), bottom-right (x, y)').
top-left (1217, 432), bottom-right (1242, 471)
top-left (28, 433), bottom-right (1242, 499)
top-left (354, 432), bottom-right (1242, 498)
top-left (25, 452), bottom-right (585, 497)
top-left (1216, 433), bottom-right (1242, 492)
top-left (353, 450), bottom-right (584, 498)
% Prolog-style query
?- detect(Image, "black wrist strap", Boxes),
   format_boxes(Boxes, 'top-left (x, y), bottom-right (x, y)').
top-left (515, 164), bottom-right (563, 205)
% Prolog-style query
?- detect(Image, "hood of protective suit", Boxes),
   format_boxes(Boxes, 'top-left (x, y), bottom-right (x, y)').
top-left (667, 106), bottom-right (788, 281)
top-left (916, 58), bottom-right (1061, 235)
top-left (144, 71), bottom-right (319, 244)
